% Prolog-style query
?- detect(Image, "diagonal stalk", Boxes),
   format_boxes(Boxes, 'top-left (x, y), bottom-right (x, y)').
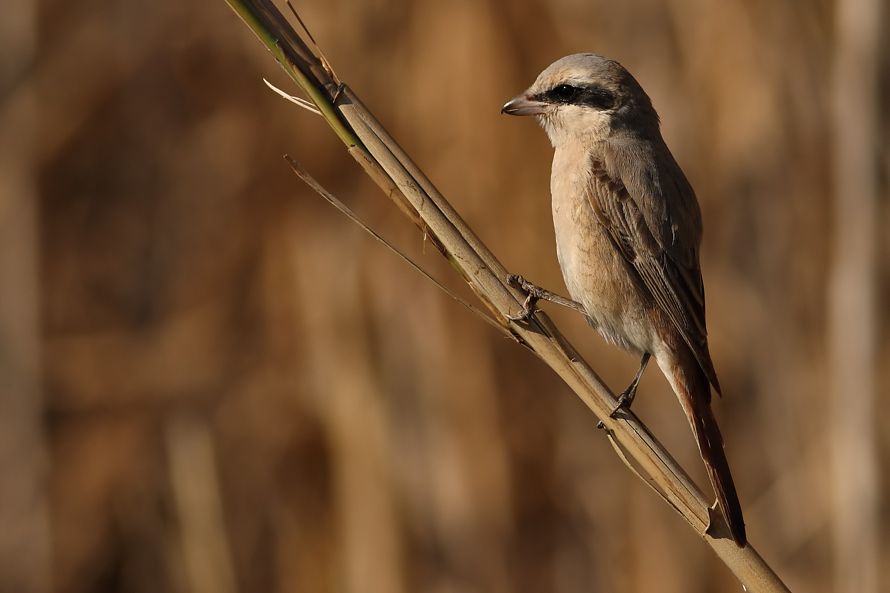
top-left (221, 1), bottom-right (791, 590)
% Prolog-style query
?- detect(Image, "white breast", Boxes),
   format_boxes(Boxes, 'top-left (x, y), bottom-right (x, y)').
top-left (549, 143), bottom-right (658, 355)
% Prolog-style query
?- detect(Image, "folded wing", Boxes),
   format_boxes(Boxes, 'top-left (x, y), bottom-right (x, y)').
top-left (586, 141), bottom-right (721, 395)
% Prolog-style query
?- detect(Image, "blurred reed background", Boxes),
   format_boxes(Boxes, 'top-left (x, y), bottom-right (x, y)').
top-left (1, 0), bottom-right (888, 592)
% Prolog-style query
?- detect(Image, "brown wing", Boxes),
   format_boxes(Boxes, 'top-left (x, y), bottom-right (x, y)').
top-left (587, 140), bottom-right (721, 394)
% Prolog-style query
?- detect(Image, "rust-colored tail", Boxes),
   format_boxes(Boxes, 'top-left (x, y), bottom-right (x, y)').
top-left (671, 352), bottom-right (746, 546)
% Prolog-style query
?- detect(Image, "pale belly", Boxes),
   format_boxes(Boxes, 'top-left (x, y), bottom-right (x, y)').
top-left (551, 161), bottom-right (657, 355)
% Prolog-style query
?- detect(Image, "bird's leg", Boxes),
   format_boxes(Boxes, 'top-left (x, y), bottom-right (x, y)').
top-left (506, 274), bottom-right (587, 322)
top-left (610, 352), bottom-right (651, 417)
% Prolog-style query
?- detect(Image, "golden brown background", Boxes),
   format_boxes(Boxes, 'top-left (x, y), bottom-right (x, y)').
top-left (2, 0), bottom-right (888, 592)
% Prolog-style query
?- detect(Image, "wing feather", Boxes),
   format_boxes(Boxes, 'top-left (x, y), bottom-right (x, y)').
top-left (586, 142), bottom-right (721, 393)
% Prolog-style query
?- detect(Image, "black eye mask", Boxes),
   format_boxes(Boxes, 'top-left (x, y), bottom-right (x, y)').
top-left (537, 84), bottom-right (617, 110)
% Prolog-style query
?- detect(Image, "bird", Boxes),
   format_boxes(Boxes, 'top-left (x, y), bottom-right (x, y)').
top-left (501, 53), bottom-right (746, 546)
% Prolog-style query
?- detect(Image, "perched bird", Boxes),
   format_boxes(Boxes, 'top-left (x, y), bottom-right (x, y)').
top-left (502, 53), bottom-right (746, 546)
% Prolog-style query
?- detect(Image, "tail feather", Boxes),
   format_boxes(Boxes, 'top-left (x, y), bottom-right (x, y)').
top-left (671, 354), bottom-right (746, 546)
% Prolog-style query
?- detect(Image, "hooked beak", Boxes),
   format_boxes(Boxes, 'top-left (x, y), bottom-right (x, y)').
top-left (501, 94), bottom-right (547, 116)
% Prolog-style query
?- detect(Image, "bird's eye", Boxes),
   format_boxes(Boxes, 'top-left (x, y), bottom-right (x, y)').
top-left (550, 84), bottom-right (580, 102)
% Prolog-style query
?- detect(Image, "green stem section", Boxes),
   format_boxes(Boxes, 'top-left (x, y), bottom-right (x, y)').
top-left (223, 0), bottom-right (361, 148)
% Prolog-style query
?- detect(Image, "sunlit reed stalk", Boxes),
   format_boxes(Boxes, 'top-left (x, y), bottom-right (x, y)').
top-left (221, 2), bottom-right (791, 590)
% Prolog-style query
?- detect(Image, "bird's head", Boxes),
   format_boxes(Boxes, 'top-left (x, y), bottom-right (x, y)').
top-left (502, 53), bottom-right (659, 147)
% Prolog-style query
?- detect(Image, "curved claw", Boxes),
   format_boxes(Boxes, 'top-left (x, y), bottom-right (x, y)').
top-left (609, 387), bottom-right (636, 418)
top-left (507, 291), bottom-right (539, 323)
top-left (508, 274), bottom-right (542, 297)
